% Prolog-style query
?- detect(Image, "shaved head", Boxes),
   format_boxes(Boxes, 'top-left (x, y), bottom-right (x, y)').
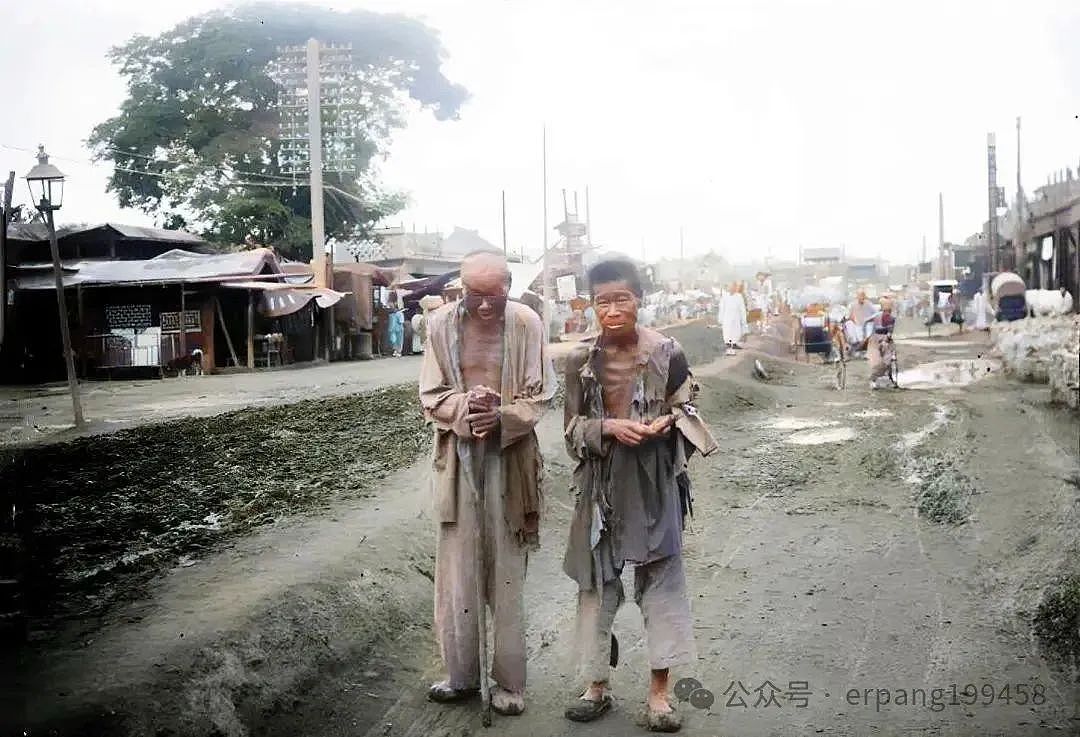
top-left (461, 250), bottom-right (511, 288)
top-left (461, 250), bottom-right (510, 321)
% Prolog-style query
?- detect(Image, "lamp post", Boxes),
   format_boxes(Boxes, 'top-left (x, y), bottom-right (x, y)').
top-left (26, 145), bottom-right (84, 428)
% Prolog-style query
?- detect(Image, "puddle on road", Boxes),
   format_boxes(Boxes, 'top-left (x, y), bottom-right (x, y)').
top-left (767, 417), bottom-right (839, 431)
top-left (898, 339), bottom-right (983, 348)
top-left (897, 359), bottom-right (1001, 390)
top-left (898, 404), bottom-right (950, 454)
top-left (785, 427), bottom-right (857, 445)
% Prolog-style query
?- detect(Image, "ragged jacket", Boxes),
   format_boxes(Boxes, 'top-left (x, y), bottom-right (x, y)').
top-left (419, 300), bottom-right (557, 549)
top-left (562, 327), bottom-right (718, 589)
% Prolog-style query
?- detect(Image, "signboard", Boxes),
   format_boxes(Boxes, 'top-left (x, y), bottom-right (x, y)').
top-left (556, 274), bottom-right (578, 302)
top-left (160, 310), bottom-right (202, 334)
top-left (105, 304), bottom-right (152, 331)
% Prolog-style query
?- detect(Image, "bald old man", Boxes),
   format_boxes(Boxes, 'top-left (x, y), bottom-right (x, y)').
top-left (419, 250), bottom-right (557, 715)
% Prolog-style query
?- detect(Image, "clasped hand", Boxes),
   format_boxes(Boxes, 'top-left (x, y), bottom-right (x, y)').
top-left (465, 385), bottom-right (500, 439)
top-left (602, 415), bottom-right (675, 447)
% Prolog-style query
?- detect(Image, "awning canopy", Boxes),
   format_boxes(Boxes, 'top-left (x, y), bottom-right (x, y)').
top-left (223, 281), bottom-right (349, 317)
top-left (12, 248), bottom-right (281, 289)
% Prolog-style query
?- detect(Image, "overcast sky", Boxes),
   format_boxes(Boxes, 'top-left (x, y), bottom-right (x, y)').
top-left (3, 0), bottom-right (1078, 265)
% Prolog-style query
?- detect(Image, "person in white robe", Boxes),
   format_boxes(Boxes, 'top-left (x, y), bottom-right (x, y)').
top-left (972, 290), bottom-right (990, 331)
top-left (717, 283), bottom-right (747, 354)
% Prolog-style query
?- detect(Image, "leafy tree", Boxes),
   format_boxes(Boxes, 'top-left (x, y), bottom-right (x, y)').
top-left (89, 3), bottom-right (467, 260)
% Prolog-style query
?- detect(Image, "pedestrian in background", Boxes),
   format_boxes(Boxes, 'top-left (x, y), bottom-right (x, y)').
top-left (388, 301), bottom-right (405, 357)
top-left (971, 289), bottom-right (990, 331)
top-left (411, 310), bottom-right (426, 353)
top-left (718, 282), bottom-right (748, 354)
top-left (848, 290), bottom-right (876, 342)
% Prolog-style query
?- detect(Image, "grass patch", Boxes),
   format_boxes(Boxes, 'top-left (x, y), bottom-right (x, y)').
top-left (1034, 574), bottom-right (1080, 672)
top-left (3, 384), bottom-right (429, 628)
top-left (914, 454), bottom-right (975, 524)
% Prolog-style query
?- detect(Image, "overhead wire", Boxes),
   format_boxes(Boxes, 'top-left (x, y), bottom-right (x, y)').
top-left (1, 143), bottom-right (372, 205)
top-left (1, 143), bottom-right (313, 189)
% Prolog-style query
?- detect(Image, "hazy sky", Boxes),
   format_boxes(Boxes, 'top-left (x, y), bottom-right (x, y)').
top-left (4, 0), bottom-right (1078, 265)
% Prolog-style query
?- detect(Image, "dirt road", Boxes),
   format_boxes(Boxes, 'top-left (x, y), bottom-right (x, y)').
top-left (0, 356), bottom-right (425, 446)
top-left (9, 324), bottom-right (1080, 737)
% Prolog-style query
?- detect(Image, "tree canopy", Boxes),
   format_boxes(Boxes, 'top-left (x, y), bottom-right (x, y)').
top-left (89, 3), bottom-right (467, 260)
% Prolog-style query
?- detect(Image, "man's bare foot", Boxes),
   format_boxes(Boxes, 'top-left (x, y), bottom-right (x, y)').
top-left (490, 686), bottom-right (525, 716)
top-left (644, 669), bottom-right (681, 731)
top-left (647, 691), bottom-right (673, 714)
top-left (584, 681), bottom-right (608, 701)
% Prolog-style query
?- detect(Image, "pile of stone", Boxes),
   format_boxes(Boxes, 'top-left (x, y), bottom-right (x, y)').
top-left (991, 314), bottom-right (1080, 409)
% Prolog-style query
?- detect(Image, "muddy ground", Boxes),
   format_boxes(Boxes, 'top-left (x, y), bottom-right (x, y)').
top-left (5, 321), bottom-right (1080, 737)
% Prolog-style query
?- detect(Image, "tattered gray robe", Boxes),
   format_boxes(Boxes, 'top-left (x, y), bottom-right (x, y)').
top-left (562, 327), bottom-right (718, 590)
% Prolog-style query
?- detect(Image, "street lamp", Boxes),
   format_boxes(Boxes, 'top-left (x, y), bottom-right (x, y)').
top-left (25, 145), bottom-right (84, 428)
top-left (25, 147), bottom-right (64, 210)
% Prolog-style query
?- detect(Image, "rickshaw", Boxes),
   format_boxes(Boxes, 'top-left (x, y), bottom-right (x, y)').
top-left (793, 304), bottom-right (847, 389)
top-left (926, 279), bottom-right (962, 336)
top-left (990, 272), bottom-right (1027, 321)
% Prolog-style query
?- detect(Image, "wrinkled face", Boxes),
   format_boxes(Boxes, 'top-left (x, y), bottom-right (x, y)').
top-left (593, 280), bottom-right (639, 338)
top-left (462, 256), bottom-right (509, 321)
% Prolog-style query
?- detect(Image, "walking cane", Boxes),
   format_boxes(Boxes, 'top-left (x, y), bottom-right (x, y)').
top-left (473, 428), bottom-right (493, 727)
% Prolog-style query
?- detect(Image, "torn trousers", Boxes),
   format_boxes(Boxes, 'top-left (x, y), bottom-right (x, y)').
top-left (573, 552), bottom-right (696, 683)
top-left (434, 445), bottom-right (528, 692)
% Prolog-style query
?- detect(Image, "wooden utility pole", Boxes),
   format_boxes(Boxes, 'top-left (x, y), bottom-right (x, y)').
top-left (501, 189), bottom-right (507, 255)
top-left (247, 290), bottom-right (255, 369)
top-left (938, 193), bottom-right (945, 279)
top-left (307, 38), bottom-right (326, 288)
top-left (679, 226), bottom-right (685, 289)
top-left (987, 133), bottom-right (999, 273)
top-left (305, 38), bottom-right (334, 362)
top-left (1014, 116), bottom-right (1024, 272)
top-left (179, 283), bottom-right (187, 358)
top-left (45, 207), bottom-right (84, 427)
top-left (585, 185), bottom-right (592, 249)
top-left (0, 171), bottom-right (13, 350)
top-left (541, 125), bottom-right (552, 334)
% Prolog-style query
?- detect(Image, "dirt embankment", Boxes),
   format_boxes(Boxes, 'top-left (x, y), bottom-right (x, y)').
top-left (6, 387), bottom-right (434, 736)
top-left (3, 386), bottom-right (429, 634)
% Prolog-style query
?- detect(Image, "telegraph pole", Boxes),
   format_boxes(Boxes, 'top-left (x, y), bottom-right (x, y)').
top-left (987, 132), bottom-right (999, 273)
top-left (0, 171), bottom-right (13, 350)
top-left (541, 125), bottom-right (552, 334)
top-left (1014, 116), bottom-right (1024, 272)
top-left (585, 185), bottom-right (592, 249)
top-left (274, 40), bottom-right (358, 360)
top-left (501, 189), bottom-right (507, 255)
top-left (679, 226), bottom-right (685, 290)
top-left (307, 39), bottom-right (326, 288)
top-left (938, 193), bottom-right (945, 279)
